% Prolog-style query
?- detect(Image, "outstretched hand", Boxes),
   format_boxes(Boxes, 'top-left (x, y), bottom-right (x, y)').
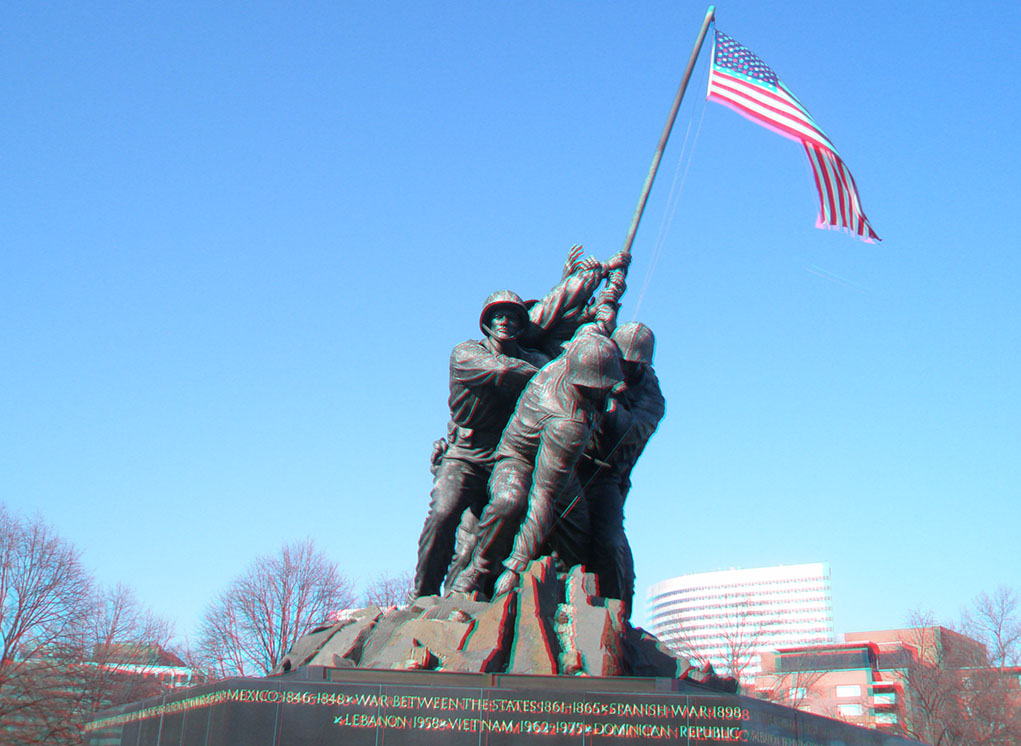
top-left (562, 244), bottom-right (585, 278)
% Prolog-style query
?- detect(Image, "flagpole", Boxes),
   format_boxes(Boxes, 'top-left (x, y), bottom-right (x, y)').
top-left (619, 5), bottom-right (716, 256)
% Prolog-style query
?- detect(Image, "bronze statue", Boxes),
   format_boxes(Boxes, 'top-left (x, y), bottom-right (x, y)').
top-left (449, 324), bottom-right (625, 599)
top-left (410, 250), bottom-right (629, 599)
top-left (578, 322), bottom-right (664, 616)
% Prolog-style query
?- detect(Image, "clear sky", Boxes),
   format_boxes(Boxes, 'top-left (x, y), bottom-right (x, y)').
top-left (3, 1), bottom-right (1019, 644)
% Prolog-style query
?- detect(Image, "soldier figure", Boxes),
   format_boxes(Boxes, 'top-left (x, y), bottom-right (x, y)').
top-left (577, 322), bottom-right (664, 616)
top-left (410, 291), bottom-right (543, 600)
top-left (449, 325), bottom-right (625, 599)
top-left (410, 251), bottom-right (629, 600)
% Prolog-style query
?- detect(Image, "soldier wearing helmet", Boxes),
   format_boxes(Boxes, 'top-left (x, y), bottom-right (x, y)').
top-left (613, 321), bottom-right (656, 368)
top-left (449, 324), bottom-right (625, 598)
top-left (410, 250), bottom-right (628, 600)
top-left (577, 321), bottom-right (664, 617)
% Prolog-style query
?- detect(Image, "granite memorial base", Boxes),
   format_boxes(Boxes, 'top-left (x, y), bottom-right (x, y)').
top-left (85, 666), bottom-right (922, 746)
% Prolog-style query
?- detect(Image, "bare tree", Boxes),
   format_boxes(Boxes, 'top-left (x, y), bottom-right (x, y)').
top-left (361, 571), bottom-right (413, 609)
top-left (958, 665), bottom-right (1021, 746)
top-left (0, 506), bottom-right (93, 745)
top-left (75, 584), bottom-right (177, 718)
top-left (957, 589), bottom-right (1021, 746)
top-left (196, 539), bottom-right (355, 678)
top-left (901, 611), bottom-right (969, 746)
top-left (0, 506), bottom-right (189, 744)
top-left (961, 586), bottom-right (1021, 668)
top-left (902, 605), bottom-right (1021, 746)
top-left (754, 665), bottom-right (828, 709)
top-left (663, 592), bottom-right (780, 682)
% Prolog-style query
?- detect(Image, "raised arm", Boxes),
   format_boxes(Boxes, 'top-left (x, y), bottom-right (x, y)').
top-left (524, 247), bottom-right (632, 351)
top-left (449, 341), bottom-right (538, 392)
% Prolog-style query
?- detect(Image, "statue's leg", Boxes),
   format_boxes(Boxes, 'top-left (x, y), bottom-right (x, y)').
top-left (411, 456), bottom-right (489, 599)
top-left (619, 532), bottom-right (635, 618)
top-left (442, 508), bottom-right (479, 594)
top-left (619, 478), bottom-right (636, 614)
top-left (585, 477), bottom-right (626, 599)
top-left (506, 418), bottom-right (590, 570)
top-left (449, 457), bottom-right (532, 595)
top-left (547, 471), bottom-right (590, 573)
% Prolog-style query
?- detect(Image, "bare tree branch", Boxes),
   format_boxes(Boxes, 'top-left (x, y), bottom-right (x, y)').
top-left (663, 591), bottom-right (780, 682)
top-left (901, 606), bottom-right (1021, 746)
top-left (0, 506), bottom-right (183, 745)
top-left (754, 665), bottom-right (828, 709)
top-left (195, 539), bottom-right (355, 678)
top-left (74, 584), bottom-right (177, 721)
top-left (0, 506), bottom-right (93, 744)
top-left (961, 586), bottom-right (1021, 669)
top-left (361, 571), bottom-right (413, 609)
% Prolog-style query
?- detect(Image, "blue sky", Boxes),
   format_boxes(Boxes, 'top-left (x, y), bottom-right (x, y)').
top-left (3, 1), bottom-right (1019, 642)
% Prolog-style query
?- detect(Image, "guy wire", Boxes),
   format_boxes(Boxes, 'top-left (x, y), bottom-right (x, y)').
top-left (631, 86), bottom-right (709, 321)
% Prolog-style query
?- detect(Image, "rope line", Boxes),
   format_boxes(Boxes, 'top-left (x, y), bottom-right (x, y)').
top-left (631, 82), bottom-right (709, 321)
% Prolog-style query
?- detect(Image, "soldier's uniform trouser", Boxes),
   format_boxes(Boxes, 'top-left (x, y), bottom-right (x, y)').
top-left (453, 416), bottom-right (590, 594)
top-left (445, 479), bottom-right (589, 594)
top-left (412, 453), bottom-right (492, 598)
top-left (444, 508), bottom-right (479, 594)
top-left (582, 474), bottom-right (636, 614)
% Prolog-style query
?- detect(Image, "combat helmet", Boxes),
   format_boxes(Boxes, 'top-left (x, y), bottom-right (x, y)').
top-left (563, 328), bottom-right (624, 392)
top-left (612, 322), bottom-right (655, 364)
top-left (479, 290), bottom-right (529, 336)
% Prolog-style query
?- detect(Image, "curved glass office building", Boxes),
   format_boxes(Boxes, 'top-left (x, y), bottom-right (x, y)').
top-left (647, 562), bottom-right (834, 682)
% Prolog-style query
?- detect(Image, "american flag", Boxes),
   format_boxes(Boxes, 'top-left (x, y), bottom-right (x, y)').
top-left (707, 29), bottom-right (880, 243)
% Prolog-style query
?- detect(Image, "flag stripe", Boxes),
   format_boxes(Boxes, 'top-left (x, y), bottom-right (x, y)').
top-left (709, 70), bottom-right (836, 151)
top-left (819, 149), bottom-right (840, 226)
top-left (806, 142), bottom-right (880, 241)
top-left (839, 158), bottom-right (862, 236)
top-left (707, 29), bottom-right (880, 243)
top-left (804, 143), bottom-right (829, 225)
top-left (709, 89), bottom-right (828, 152)
top-left (829, 153), bottom-right (850, 229)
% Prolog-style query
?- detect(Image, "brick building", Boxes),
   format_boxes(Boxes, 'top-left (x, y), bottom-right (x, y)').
top-left (753, 626), bottom-right (1020, 741)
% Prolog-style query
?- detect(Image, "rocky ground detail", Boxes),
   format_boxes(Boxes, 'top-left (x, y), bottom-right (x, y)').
top-left (272, 558), bottom-right (735, 691)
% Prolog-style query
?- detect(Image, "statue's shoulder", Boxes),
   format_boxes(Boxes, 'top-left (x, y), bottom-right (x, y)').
top-left (450, 338), bottom-right (487, 362)
top-left (644, 365), bottom-right (663, 392)
top-left (636, 366), bottom-right (665, 417)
